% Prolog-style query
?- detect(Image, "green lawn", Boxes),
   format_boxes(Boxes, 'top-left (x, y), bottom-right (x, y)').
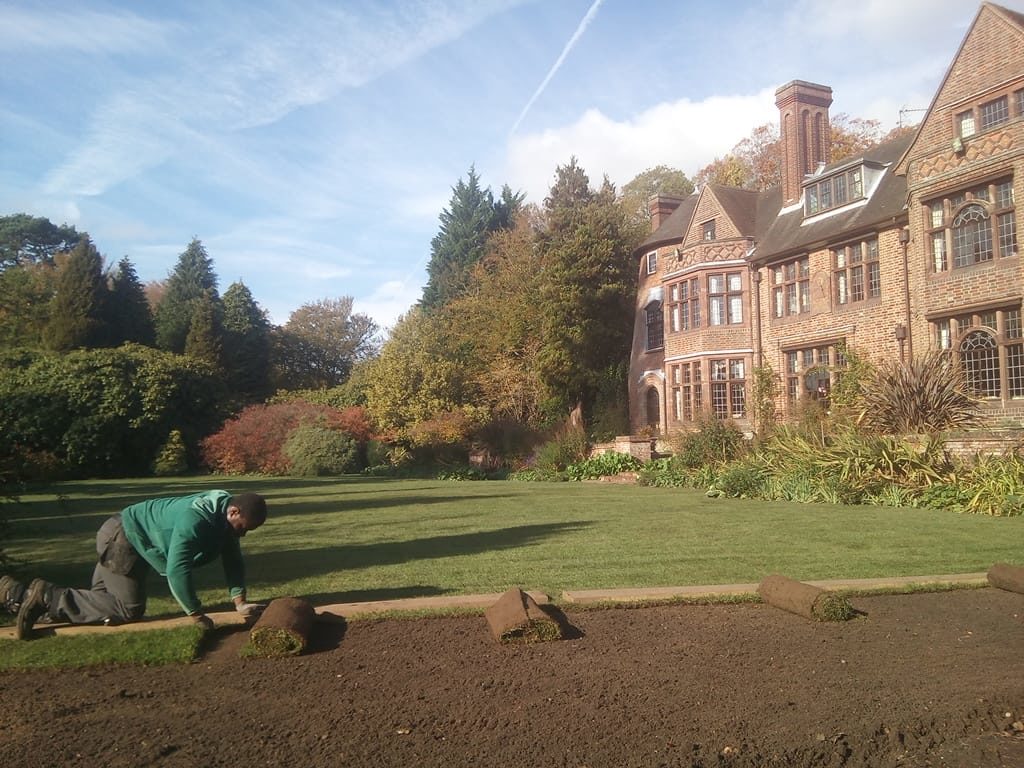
top-left (5, 475), bottom-right (1022, 619)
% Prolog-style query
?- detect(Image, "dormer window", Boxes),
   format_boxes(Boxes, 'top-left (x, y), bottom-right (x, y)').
top-left (702, 220), bottom-right (716, 241)
top-left (804, 167), bottom-right (865, 216)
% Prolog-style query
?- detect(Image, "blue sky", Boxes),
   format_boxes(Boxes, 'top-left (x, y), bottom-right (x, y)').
top-left (2, 0), bottom-right (1018, 330)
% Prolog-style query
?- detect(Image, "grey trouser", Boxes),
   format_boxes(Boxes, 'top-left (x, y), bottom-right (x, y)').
top-left (51, 513), bottom-right (151, 625)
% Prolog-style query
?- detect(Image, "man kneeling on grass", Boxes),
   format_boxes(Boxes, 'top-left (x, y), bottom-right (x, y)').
top-left (0, 490), bottom-right (268, 640)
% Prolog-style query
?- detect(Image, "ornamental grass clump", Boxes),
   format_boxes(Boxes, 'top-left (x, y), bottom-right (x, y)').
top-left (859, 351), bottom-right (982, 434)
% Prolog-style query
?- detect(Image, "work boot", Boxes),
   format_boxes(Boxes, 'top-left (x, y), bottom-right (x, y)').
top-left (15, 579), bottom-right (53, 640)
top-left (0, 575), bottom-right (26, 614)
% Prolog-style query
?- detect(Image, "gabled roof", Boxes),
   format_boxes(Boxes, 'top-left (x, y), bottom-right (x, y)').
top-left (895, 2), bottom-right (1024, 176)
top-left (636, 193), bottom-right (699, 251)
top-left (755, 133), bottom-right (914, 263)
top-left (636, 132), bottom-right (913, 263)
top-left (705, 185), bottom-right (761, 238)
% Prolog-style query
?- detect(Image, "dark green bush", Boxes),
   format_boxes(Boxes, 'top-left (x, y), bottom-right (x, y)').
top-left (711, 460), bottom-right (767, 498)
top-left (673, 414), bottom-right (747, 468)
top-left (283, 425), bottom-right (359, 476)
top-left (0, 344), bottom-right (223, 478)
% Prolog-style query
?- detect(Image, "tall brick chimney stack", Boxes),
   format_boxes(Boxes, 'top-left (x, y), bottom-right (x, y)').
top-left (648, 194), bottom-right (686, 232)
top-left (775, 80), bottom-right (833, 207)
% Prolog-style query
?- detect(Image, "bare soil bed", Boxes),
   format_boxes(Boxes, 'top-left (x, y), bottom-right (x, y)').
top-left (2, 588), bottom-right (1023, 767)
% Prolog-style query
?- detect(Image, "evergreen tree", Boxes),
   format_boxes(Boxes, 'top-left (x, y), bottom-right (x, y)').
top-left (0, 213), bottom-right (81, 269)
top-left (537, 162), bottom-right (638, 423)
top-left (0, 262), bottom-right (57, 349)
top-left (43, 236), bottom-right (110, 351)
top-left (222, 281), bottom-right (271, 402)
top-left (492, 184), bottom-right (526, 231)
top-left (183, 289), bottom-right (223, 368)
top-left (154, 238), bottom-right (219, 352)
top-left (421, 167), bottom-right (523, 311)
top-left (108, 256), bottom-right (155, 346)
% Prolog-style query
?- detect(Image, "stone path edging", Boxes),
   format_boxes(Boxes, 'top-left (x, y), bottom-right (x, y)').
top-left (0, 574), bottom-right (989, 640)
top-left (562, 572), bottom-right (989, 604)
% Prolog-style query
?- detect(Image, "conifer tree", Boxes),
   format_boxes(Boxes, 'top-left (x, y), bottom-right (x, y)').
top-left (537, 161), bottom-right (638, 422)
top-left (108, 256), bottom-right (155, 346)
top-left (43, 236), bottom-right (110, 351)
top-left (421, 167), bottom-right (523, 311)
top-left (154, 238), bottom-right (219, 352)
top-left (222, 281), bottom-right (271, 402)
top-left (183, 289), bottom-right (223, 368)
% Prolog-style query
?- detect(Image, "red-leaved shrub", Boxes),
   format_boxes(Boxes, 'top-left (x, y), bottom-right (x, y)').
top-left (202, 402), bottom-right (349, 474)
top-left (324, 406), bottom-right (374, 443)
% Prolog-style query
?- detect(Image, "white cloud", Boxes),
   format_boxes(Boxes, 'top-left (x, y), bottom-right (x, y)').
top-left (504, 88), bottom-right (779, 200)
top-left (38, 1), bottom-right (527, 199)
top-left (354, 279), bottom-right (422, 334)
top-left (0, 6), bottom-right (172, 53)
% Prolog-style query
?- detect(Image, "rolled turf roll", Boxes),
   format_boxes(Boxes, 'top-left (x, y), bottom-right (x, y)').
top-left (485, 587), bottom-right (562, 644)
top-left (987, 562), bottom-right (1024, 594)
top-left (244, 597), bottom-right (316, 657)
top-left (757, 574), bottom-right (854, 622)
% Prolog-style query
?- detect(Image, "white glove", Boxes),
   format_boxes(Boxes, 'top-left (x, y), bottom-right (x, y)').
top-left (235, 601), bottom-right (266, 618)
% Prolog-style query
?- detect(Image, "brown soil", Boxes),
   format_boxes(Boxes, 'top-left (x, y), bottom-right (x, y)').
top-left (2, 589), bottom-right (1023, 767)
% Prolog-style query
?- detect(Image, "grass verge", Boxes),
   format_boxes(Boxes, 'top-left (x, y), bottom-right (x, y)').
top-left (2, 474), bottom-right (1021, 668)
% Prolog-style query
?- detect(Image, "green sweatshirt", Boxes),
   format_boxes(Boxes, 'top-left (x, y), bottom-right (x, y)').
top-left (120, 490), bottom-right (245, 615)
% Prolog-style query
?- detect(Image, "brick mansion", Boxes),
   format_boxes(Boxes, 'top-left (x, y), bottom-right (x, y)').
top-left (628, 2), bottom-right (1024, 436)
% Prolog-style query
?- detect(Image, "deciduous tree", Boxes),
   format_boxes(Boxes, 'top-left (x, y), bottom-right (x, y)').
top-left (620, 165), bottom-right (695, 227)
top-left (272, 297), bottom-right (379, 390)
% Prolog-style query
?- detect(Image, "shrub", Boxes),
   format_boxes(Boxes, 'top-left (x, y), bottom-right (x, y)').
top-left (202, 402), bottom-right (346, 475)
top-left (710, 459), bottom-right (768, 498)
top-left (532, 425), bottom-right (588, 478)
top-left (636, 458), bottom-right (716, 489)
top-left (959, 452), bottom-right (1024, 516)
top-left (672, 414), bottom-right (747, 468)
top-left (283, 425), bottom-right (360, 476)
top-left (566, 452), bottom-right (642, 481)
top-left (0, 345), bottom-right (223, 478)
top-left (749, 364), bottom-right (780, 440)
top-left (153, 430), bottom-right (188, 476)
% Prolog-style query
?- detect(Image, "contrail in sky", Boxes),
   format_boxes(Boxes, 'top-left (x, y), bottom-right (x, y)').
top-left (509, 0), bottom-right (604, 136)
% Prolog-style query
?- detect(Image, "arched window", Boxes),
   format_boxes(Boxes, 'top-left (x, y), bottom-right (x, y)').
top-left (952, 204), bottom-right (993, 267)
top-left (645, 386), bottom-right (660, 429)
top-left (645, 301), bottom-right (664, 350)
top-left (960, 330), bottom-right (999, 397)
